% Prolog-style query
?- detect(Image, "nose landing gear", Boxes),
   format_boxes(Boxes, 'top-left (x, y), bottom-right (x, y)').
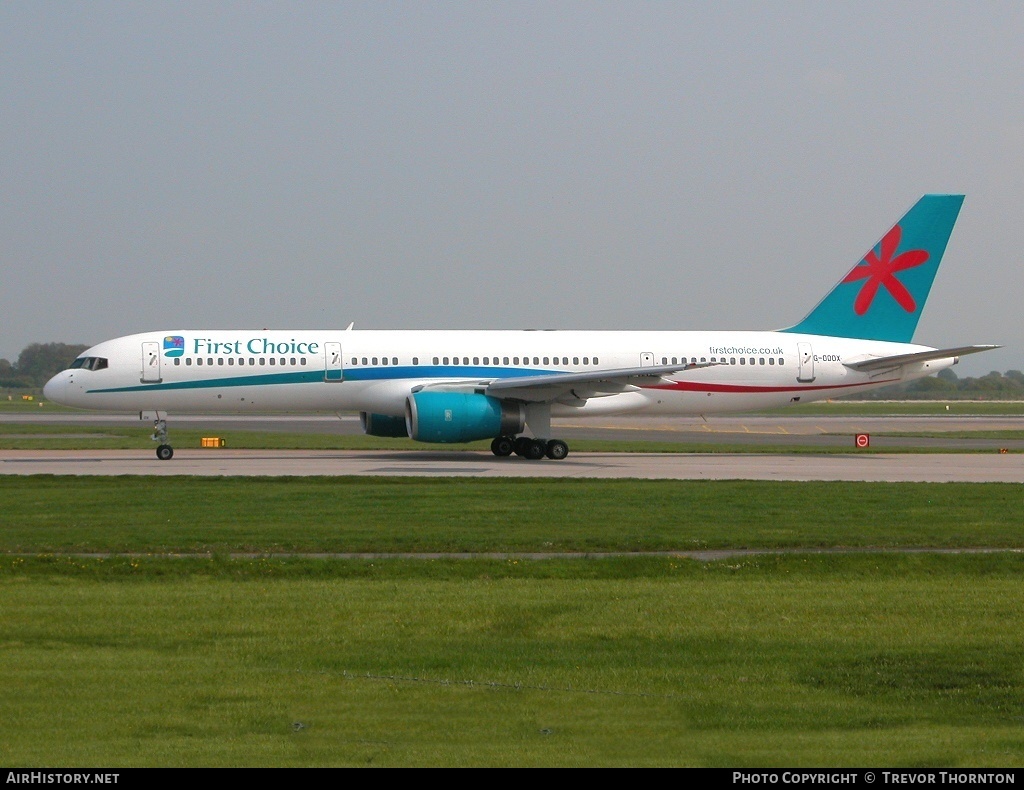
top-left (151, 418), bottom-right (174, 460)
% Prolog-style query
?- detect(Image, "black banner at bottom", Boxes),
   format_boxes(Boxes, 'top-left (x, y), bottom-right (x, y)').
top-left (3, 768), bottom-right (1024, 779)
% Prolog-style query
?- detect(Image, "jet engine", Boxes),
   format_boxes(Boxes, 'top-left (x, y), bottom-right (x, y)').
top-left (405, 392), bottom-right (525, 443)
top-left (359, 412), bottom-right (410, 438)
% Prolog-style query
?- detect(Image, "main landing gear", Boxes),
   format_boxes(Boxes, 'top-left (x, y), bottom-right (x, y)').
top-left (152, 418), bottom-right (174, 461)
top-left (490, 435), bottom-right (570, 461)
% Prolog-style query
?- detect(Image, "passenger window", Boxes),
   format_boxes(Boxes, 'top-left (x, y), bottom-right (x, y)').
top-left (779, 358), bottom-right (785, 365)
top-left (228, 358), bottom-right (234, 366)
top-left (249, 358), bottom-right (255, 365)
top-left (270, 358), bottom-right (276, 366)
top-left (730, 358), bottom-right (736, 365)
top-left (290, 358), bottom-right (296, 365)
top-left (372, 357), bottom-right (378, 365)
top-left (218, 358), bottom-right (224, 365)
top-left (186, 358), bottom-right (192, 366)
top-left (433, 357), bottom-right (439, 365)
top-left (474, 357), bottom-right (480, 365)
top-left (769, 358), bottom-right (775, 365)
top-left (413, 357), bottom-right (419, 365)
top-left (464, 357), bottom-right (469, 365)
top-left (259, 358), bottom-right (266, 365)
top-left (197, 358), bottom-right (203, 366)
top-left (174, 358), bottom-right (181, 366)
top-left (740, 358), bottom-right (746, 365)
top-left (301, 358), bottom-right (307, 366)
top-left (583, 357), bottom-right (589, 365)
top-left (573, 357), bottom-right (579, 365)
top-left (503, 357), bottom-right (509, 365)
top-left (392, 358), bottom-right (398, 365)
top-left (381, 357), bottom-right (388, 366)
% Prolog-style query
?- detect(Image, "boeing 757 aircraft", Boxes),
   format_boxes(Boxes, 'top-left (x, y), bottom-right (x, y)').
top-left (44, 194), bottom-right (997, 460)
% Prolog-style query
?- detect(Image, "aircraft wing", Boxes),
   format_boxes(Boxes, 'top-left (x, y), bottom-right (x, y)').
top-left (413, 362), bottom-right (714, 404)
top-left (842, 345), bottom-right (1001, 373)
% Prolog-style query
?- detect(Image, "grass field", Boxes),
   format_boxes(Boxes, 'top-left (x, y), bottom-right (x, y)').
top-left (1, 477), bottom-right (1022, 553)
top-left (3, 553), bottom-right (1024, 767)
top-left (2, 475), bottom-right (1024, 766)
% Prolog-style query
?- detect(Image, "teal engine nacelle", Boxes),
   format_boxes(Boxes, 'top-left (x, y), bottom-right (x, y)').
top-left (405, 392), bottom-right (525, 444)
top-left (360, 412), bottom-right (410, 438)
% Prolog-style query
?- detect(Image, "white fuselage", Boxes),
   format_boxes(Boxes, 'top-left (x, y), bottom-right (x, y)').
top-left (43, 328), bottom-right (954, 418)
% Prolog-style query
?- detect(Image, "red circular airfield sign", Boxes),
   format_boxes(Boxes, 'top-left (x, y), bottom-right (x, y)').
top-left (855, 433), bottom-right (870, 448)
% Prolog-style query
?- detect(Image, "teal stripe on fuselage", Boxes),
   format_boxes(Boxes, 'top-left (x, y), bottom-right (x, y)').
top-left (87, 365), bottom-right (557, 394)
top-left (88, 370), bottom-right (325, 393)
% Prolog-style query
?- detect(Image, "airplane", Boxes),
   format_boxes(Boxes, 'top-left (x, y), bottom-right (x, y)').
top-left (43, 194), bottom-right (998, 461)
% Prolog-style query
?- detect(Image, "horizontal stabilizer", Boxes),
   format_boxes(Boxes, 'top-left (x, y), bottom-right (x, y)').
top-left (843, 345), bottom-right (1000, 372)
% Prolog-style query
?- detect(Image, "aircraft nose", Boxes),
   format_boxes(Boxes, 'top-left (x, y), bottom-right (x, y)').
top-left (43, 372), bottom-right (66, 404)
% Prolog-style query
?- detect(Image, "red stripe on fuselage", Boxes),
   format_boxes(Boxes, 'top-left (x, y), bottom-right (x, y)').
top-left (644, 378), bottom-right (899, 394)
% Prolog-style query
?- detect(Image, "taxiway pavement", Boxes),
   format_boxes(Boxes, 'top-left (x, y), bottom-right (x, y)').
top-left (1, 448), bottom-right (1021, 482)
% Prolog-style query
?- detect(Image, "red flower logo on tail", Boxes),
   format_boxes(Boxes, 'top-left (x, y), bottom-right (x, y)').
top-left (842, 224), bottom-right (929, 315)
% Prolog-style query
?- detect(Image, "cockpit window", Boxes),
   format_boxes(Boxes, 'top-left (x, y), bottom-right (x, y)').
top-left (70, 356), bottom-right (108, 371)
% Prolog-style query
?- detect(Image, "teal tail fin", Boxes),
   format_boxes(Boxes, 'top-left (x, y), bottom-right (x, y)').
top-left (782, 194), bottom-right (964, 342)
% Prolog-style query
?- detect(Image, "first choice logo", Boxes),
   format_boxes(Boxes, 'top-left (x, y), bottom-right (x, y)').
top-left (191, 337), bottom-right (321, 356)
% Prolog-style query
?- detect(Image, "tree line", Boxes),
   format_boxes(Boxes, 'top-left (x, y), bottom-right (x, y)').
top-left (0, 343), bottom-right (89, 389)
top-left (1, 342), bottom-right (1022, 399)
top-left (847, 367), bottom-right (1024, 400)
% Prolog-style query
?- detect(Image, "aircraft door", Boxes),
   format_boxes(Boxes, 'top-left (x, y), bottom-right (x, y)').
top-left (324, 342), bottom-right (343, 382)
top-left (141, 342), bottom-right (161, 383)
top-left (797, 342), bottom-right (815, 382)
top-left (640, 352), bottom-right (655, 367)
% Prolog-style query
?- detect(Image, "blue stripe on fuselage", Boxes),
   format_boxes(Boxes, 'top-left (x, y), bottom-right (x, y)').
top-left (87, 365), bottom-right (556, 394)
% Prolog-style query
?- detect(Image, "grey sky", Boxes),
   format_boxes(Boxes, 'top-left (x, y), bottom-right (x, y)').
top-left (2, 2), bottom-right (1021, 376)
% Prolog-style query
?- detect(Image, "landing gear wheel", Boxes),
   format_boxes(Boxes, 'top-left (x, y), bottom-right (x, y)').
top-left (545, 440), bottom-right (569, 460)
top-left (490, 436), bottom-right (514, 457)
top-left (524, 439), bottom-right (546, 460)
top-left (513, 436), bottom-right (533, 457)
top-left (156, 444), bottom-right (174, 461)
